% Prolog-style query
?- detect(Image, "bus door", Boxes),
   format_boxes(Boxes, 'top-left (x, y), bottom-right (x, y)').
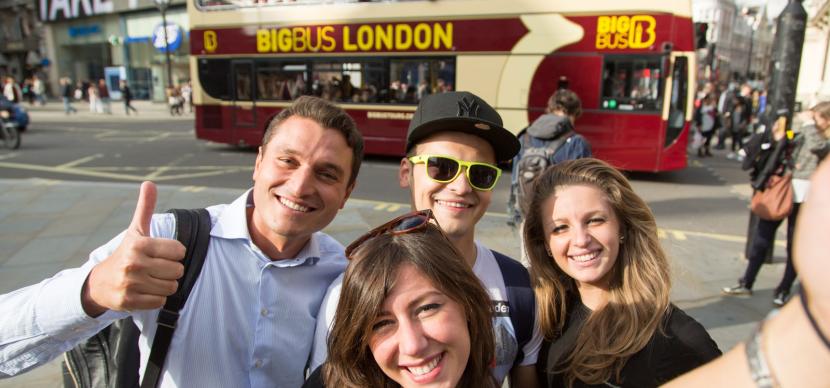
top-left (659, 54), bottom-right (692, 170)
top-left (232, 61), bottom-right (256, 129)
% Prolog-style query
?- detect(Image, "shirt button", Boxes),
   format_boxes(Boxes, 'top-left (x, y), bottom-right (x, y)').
top-left (260, 308), bottom-right (268, 317)
top-left (254, 359), bottom-right (262, 368)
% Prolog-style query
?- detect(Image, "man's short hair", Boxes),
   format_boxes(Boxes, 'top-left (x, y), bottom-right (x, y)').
top-left (263, 96), bottom-right (364, 186)
top-left (547, 89), bottom-right (583, 119)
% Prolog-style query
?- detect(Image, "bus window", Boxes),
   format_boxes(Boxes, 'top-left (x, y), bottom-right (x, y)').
top-left (257, 62), bottom-right (307, 101)
top-left (234, 63), bottom-right (253, 101)
top-left (665, 56), bottom-right (688, 146)
top-left (600, 55), bottom-right (662, 112)
top-left (312, 62), bottom-right (363, 102)
top-left (388, 58), bottom-right (454, 104)
top-left (308, 57), bottom-right (454, 105)
top-left (198, 58), bottom-right (231, 100)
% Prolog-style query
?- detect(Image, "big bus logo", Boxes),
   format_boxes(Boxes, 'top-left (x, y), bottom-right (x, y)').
top-left (595, 15), bottom-right (656, 50)
top-left (204, 30), bottom-right (218, 53)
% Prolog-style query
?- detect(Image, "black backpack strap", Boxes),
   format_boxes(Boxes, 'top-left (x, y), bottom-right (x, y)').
top-left (140, 209), bottom-right (212, 388)
top-left (492, 250), bottom-right (536, 367)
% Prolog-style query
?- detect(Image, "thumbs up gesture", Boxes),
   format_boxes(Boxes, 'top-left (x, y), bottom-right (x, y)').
top-left (82, 182), bottom-right (186, 317)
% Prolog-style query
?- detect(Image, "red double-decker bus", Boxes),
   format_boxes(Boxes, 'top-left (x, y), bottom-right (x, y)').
top-left (189, 0), bottom-right (695, 171)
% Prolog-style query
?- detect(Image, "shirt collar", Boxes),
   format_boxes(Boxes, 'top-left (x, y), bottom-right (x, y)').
top-left (212, 189), bottom-right (321, 267)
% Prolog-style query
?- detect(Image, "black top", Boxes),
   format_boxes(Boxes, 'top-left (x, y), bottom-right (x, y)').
top-left (537, 299), bottom-right (721, 388)
top-left (302, 365), bottom-right (324, 388)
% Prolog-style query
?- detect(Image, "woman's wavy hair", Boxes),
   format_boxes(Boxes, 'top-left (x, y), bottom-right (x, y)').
top-left (523, 158), bottom-right (671, 386)
top-left (324, 223), bottom-right (497, 388)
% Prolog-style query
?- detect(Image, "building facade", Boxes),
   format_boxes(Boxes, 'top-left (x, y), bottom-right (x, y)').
top-left (38, 0), bottom-right (190, 101)
top-left (692, 0), bottom-right (774, 86)
top-left (798, 0), bottom-right (830, 107)
top-left (0, 0), bottom-right (45, 88)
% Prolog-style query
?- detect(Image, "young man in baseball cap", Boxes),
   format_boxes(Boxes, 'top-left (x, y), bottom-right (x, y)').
top-left (310, 92), bottom-right (541, 387)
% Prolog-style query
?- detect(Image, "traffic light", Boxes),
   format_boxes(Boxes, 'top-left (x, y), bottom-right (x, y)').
top-left (694, 22), bottom-right (709, 49)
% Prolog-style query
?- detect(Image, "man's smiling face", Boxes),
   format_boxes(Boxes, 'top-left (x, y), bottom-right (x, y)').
top-left (399, 131), bottom-right (495, 241)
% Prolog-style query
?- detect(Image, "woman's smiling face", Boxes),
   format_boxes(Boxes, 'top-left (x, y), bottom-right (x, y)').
top-left (542, 184), bottom-right (621, 291)
top-left (368, 263), bottom-right (470, 388)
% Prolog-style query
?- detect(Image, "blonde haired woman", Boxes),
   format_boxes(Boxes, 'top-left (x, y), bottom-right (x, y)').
top-left (523, 158), bottom-right (720, 387)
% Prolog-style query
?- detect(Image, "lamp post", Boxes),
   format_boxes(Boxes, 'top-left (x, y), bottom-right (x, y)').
top-left (154, 0), bottom-right (173, 89)
top-left (743, 7), bottom-right (760, 80)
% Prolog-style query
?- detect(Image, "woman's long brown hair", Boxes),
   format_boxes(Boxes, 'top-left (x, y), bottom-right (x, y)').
top-left (324, 224), bottom-right (497, 388)
top-left (523, 158), bottom-right (671, 386)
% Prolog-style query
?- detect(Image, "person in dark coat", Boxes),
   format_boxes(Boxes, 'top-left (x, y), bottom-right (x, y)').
top-left (120, 80), bottom-right (137, 115)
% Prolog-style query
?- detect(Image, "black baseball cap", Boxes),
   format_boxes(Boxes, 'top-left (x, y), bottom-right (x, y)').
top-left (406, 91), bottom-right (521, 162)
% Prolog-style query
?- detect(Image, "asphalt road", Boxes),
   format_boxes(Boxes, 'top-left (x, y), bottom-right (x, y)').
top-left (2, 103), bottom-right (755, 237)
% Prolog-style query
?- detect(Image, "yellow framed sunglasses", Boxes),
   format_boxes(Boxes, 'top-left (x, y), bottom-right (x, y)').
top-left (408, 154), bottom-right (502, 191)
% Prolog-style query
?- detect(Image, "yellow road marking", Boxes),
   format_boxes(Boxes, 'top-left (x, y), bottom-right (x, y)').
top-left (670, 230), bottom-right (687, 241)
top-left (32, 178), bottom-right (61, 186)
top-left (56, 154), bottom-right (103, 169)
top-left (181, 186), bottom-right (206, 193)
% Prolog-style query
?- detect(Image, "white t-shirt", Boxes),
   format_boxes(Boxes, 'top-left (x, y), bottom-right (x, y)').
top-left (309, 241), bottom-right (542, 385)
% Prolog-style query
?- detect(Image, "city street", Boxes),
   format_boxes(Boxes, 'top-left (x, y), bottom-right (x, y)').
top-left (0, 102), bottom-right (791, 386)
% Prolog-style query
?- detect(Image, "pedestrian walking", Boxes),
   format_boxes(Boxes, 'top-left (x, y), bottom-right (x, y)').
top-left (120, 80), bottom-right (138, 115)
top-left (3, 77), bottom-right (22, 103)
top-left (87, 81), bottom-right (99, 113)
top-left (723, 113), bottom-right (795, 299)
top-left (21, 78), bottom-right (34, 105)
top-left (60, 77), bottom-right (77, 114)
top-left (716, 83), bottom-right (735, 150)
top-left (727, 84), bottom-right (753, 160)
top-left (181, 81), bottom-right (192, 113)
top-left (725, 104), bottom-right (830, 306)
top-left (97, 79), bottom-right (112, 114)
top-left (693, 93), bottom-right (719, 157)
top-left (32, 75), bottom-right (46, 106)
top-left (508, 89), bottom-right (592, 229)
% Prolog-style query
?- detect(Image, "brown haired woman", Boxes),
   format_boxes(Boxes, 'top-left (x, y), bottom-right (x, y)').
top-left (305, 210), bottom-right (498, 388)
top-left (523, 158), bottom-right (721, 387)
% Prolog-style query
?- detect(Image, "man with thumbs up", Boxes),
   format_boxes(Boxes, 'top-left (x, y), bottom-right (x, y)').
top-left (0, 96), bottom-right (364, 387)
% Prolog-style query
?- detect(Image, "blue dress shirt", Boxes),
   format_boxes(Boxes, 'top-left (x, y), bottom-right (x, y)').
top-left (0, 189), bottom-right (347, 387)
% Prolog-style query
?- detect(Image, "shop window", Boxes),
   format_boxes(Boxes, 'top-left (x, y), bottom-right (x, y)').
top-left (600, 55), bottom-right (663, 112)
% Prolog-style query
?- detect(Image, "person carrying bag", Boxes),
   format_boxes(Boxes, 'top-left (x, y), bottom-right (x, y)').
top-left (723, 113), bottom-right (796, 299)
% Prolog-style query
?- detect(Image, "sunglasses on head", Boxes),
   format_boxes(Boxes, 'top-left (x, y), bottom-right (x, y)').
top-left (408, 155), bottom-right (502, 191)
top-left (345, 209), bottom-right (444, 258)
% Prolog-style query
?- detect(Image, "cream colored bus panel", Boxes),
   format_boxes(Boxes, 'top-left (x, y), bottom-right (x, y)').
top-left (191, 0), bottom-right (692, 28)
top-left (455, 55), bottom-right (508, 105)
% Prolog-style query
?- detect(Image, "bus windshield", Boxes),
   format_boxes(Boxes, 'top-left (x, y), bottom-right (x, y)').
top-left (600, 55), bottom-right (664, 112)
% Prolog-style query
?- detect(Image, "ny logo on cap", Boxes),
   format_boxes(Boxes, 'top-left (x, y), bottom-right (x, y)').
top-left (457, 97), bottom-right (480, 118)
